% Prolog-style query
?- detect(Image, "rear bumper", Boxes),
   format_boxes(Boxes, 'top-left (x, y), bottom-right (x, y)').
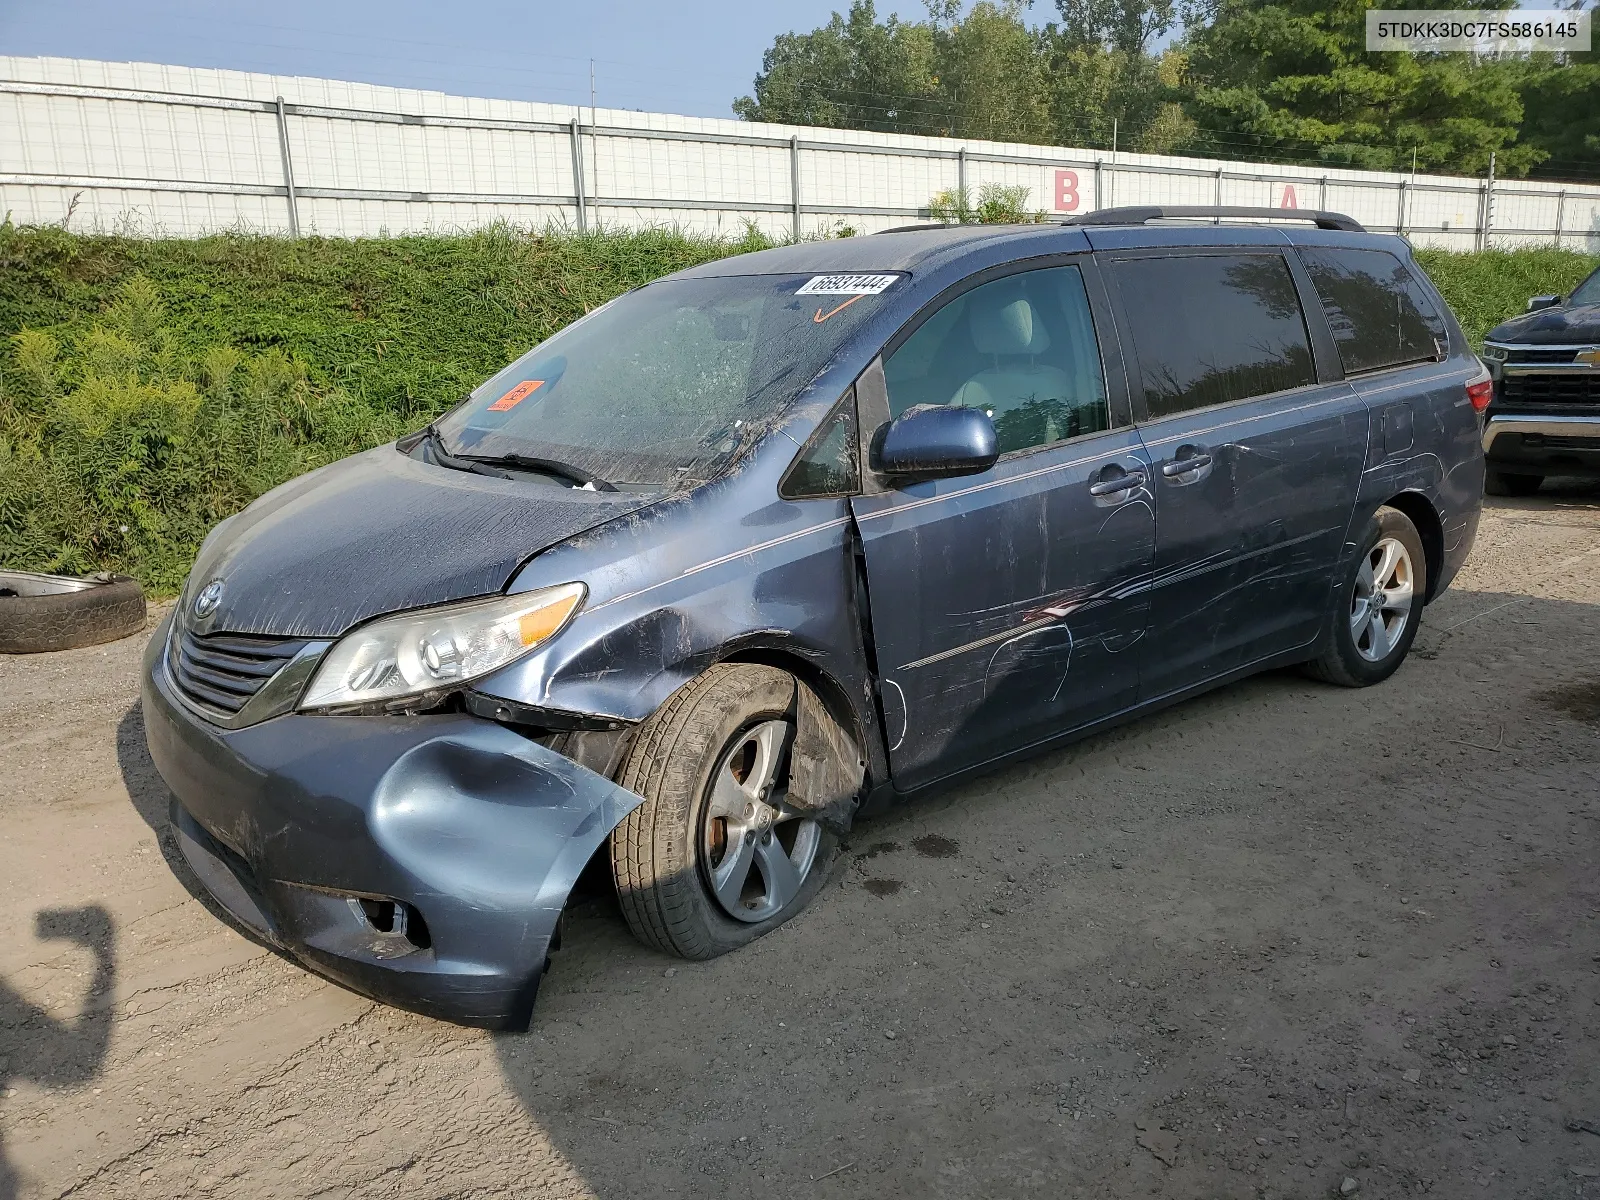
top-left (141, 615), bottom-right (643, 1029)
top-left (1482, 414), bottom-right (1600, 476)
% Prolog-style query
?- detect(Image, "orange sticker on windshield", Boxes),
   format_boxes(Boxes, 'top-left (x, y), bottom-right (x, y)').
top-left (488, 379), bottom-right (543, 411)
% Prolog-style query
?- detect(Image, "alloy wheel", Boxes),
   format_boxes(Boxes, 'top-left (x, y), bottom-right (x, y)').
top-left (699, 719), bottom-right (821, 923)
top-left (1350, 535), bottom-right (1415, 663)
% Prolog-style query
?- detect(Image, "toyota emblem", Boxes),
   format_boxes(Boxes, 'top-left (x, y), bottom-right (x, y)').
top-left (192, 579), bottom-right (224, 619)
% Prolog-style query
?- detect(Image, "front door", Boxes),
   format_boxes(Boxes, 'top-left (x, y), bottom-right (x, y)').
top-left (1102, 249), bottom-right (1369, 701)
top-left (850, 260), bottom-right (1155, 790)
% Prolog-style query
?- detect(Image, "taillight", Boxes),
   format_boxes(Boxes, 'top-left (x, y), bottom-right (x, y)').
top-left (1466, 369), bottom-right (1493, 413)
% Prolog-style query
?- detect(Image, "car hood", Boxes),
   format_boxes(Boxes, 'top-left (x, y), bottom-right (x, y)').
top-left (1487, 302), bottom-right (1600, 345)
top-left (185, 446), bottom-right (659, 638)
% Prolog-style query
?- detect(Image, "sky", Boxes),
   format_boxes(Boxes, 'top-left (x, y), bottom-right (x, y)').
top-left (0, 0), bottom-right (993, 119)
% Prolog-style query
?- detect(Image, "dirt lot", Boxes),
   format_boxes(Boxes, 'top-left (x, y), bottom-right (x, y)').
top-left (2, 488), bottom-right (1599, 1200)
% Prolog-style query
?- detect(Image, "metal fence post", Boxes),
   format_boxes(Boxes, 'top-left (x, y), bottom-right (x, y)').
top-left (1480, 152), bottom-right (1495, 252)
top-left (790, 135), bottom-right (801, 239)
top-left (1396, 179), bottom-right (1407, 235)
top-left (1093, 159), bottom-right (1102, 212)
top-left (1214, 166), bottom-right (1224, 217)
top-left (274, 96), bottom-right (299, 237)
top-left (1555, 190), bottom-right (1566, 248)
top-left (569, 118), bottom-right (588, 233)
top-left (957, 146), bottom-right (967, 198)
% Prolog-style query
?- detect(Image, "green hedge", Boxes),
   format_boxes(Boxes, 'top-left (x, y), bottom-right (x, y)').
top-left (0, 221), bottom-right (1594, 593)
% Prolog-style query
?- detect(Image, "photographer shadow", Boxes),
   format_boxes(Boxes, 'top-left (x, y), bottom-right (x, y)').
top-left (0, 906), bottom-right (115, 1200)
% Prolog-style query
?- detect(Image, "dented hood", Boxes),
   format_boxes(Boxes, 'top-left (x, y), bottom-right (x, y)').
top-left (187, 445), bottom-right (658, 638)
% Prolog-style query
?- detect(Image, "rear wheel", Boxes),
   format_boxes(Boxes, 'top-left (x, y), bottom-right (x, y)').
top-left (610, 664), bottom-right (837, 960)
top-left (1305, 506), bottom-right (1427, 688)
top-left (1485, 468), bottom-right (1542, 497)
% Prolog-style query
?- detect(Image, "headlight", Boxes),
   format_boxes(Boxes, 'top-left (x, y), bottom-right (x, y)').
top-left (299, 582), bottom-right (586, 710)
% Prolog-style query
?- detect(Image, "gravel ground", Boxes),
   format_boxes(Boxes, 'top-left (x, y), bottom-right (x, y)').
top-left (2, 487), bottom-right (1598, 1200)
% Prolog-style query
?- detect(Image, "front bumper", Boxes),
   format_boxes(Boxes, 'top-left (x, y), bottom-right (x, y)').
top-left (141, 615), bottom-right (643, 1029)
top-left (1482, 414), bottom-right (1600, 477)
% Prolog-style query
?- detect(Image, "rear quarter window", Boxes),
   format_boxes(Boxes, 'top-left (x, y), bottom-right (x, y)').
top-left (1298, 247), bottom-right (1447, 375)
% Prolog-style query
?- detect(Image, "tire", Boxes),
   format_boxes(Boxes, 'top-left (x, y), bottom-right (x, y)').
top-left (1304, 506), bottom-right (1427, 688)
top-left (610, 663), bottom-right (839, 960)
top-left (0, 572), bottom-right (147, 654)
top-left (1484, 469), bottom-right (1542, 497)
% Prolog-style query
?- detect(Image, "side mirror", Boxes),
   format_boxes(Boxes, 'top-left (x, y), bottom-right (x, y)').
top-left (1527, 294), bottom-right (1562, 312)
top-left (874, 404), bottom-right (998, 480)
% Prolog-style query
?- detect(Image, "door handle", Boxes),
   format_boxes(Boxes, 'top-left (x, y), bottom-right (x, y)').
top-left (1088, 466), bottom-right (1147, 497)
top-left (1161, 451), bottom-right (1213, 478)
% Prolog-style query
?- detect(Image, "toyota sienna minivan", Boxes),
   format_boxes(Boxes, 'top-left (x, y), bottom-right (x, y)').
top-left (143, 206), bottom-right (1487, 1028)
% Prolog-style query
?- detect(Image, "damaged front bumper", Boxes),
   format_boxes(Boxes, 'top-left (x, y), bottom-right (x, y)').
top-left (141, 617), bottom-right (643, 1030)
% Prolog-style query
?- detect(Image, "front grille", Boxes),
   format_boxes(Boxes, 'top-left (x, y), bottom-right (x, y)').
top-left (1500, 373), bottom-right (1600, 407)
top-left (170, 628), bottom-right (310, 715)
top-left (1505, 348), bottom-right (1580, 365)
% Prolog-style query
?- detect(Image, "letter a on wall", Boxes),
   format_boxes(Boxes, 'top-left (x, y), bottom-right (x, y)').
top-left (1280, 184), bottom-right (1299, 209)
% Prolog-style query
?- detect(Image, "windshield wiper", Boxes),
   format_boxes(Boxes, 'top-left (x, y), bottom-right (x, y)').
top-left (460, 453), bottom-right (617, 492)
top-left (416, 425), bottom-right (513, 479)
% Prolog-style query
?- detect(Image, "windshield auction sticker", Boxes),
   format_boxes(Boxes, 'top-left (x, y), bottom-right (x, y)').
top-left (1366, 10), bottom-right (1589, 52)
top-left (796, 274), bottom-right (899, 296)
top-left (488, 379), bottom-right (544, 411)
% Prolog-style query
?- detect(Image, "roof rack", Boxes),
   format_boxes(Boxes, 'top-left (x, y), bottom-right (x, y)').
top-left (1061, 206), bottom-right (1365, 233)
top-left (875, 222), bottom-right (965, 234)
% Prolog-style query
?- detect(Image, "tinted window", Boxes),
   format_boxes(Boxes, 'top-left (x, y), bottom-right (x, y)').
top-left (883, 265), bottom-right (1110, 455)
top-left (781, 400), bottom-right (859, 498)
top-left (1299, 248), bottom-right (1447, 375)
top-left (1112, 253), bottom-right (1315, 419)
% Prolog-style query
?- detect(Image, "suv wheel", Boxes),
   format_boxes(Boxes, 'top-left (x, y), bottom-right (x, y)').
top-left (1305, 505), bottom-right (1427, 687)
top-left (1485, 468), bottom-right (1542, 497)
top-left (610, 664), bottom-right (838, 960)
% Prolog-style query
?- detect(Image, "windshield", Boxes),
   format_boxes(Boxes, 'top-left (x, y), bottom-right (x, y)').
top-left (1571, 269), bottom-right (1600, 306)
top-left (434, 273), bottom-right (897, 487)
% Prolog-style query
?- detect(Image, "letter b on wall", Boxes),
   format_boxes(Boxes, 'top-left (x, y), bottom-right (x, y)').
top-left (1054, 169), bottom-right (1081, 212)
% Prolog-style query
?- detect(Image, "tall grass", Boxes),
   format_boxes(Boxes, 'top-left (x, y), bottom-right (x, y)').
top-left (0, 220), bottom-right (1593, 593)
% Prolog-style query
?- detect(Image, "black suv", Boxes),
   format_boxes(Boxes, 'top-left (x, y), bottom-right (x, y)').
top-left (1481, 266), bottom-right (1600, 494)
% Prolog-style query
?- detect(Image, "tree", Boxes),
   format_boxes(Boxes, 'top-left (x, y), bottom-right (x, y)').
top-left (935, 1), bottom-right (1055, 143)
top-left (1511, 56), bottom-right (1600, 178)
top-left (1055, 0), bottom-right (1176, 54)
top-left (734, 0), bottom-right (1184, 151)
top-left (732, 1), bottom-right (941, 134)
top-left (1177, 0), bottom-right (1542, 175)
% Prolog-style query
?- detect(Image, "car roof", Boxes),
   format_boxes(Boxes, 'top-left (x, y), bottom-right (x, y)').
top-left (673, 224), bottom-right (1088, 279)
top-left (673, 218), bottom-right (1411, 282)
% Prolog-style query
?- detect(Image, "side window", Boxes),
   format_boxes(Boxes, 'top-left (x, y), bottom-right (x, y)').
top-left (1111, 253), bottom-right (1315, 419)
top-left (1298, 247), bottom-right (1447, 375)
top-left (780, 399), bottom-right (859, 499)
top-left (883, 265), bottom-right (1111, 456)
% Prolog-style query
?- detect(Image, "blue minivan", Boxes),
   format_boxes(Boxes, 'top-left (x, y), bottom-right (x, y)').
top-left (143, 206), bottom-right (1487, 1028)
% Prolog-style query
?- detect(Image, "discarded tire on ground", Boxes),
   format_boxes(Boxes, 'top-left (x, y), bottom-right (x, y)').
top-left (0, 571), bottom-right (148, 654)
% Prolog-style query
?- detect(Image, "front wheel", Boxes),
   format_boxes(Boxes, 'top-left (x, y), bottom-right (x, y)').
top-left (1304, 505), bottom-right (1427, 687)
top-left (609, 664), bottom-right (838, 960)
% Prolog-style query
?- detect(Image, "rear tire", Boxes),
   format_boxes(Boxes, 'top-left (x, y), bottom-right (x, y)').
top-left (1485, 468), bottom-right (1542, 497)
top-left (609, 664), bottom-right (838, 960)
top-left (1304, 506), bottom-right (1427, 688)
